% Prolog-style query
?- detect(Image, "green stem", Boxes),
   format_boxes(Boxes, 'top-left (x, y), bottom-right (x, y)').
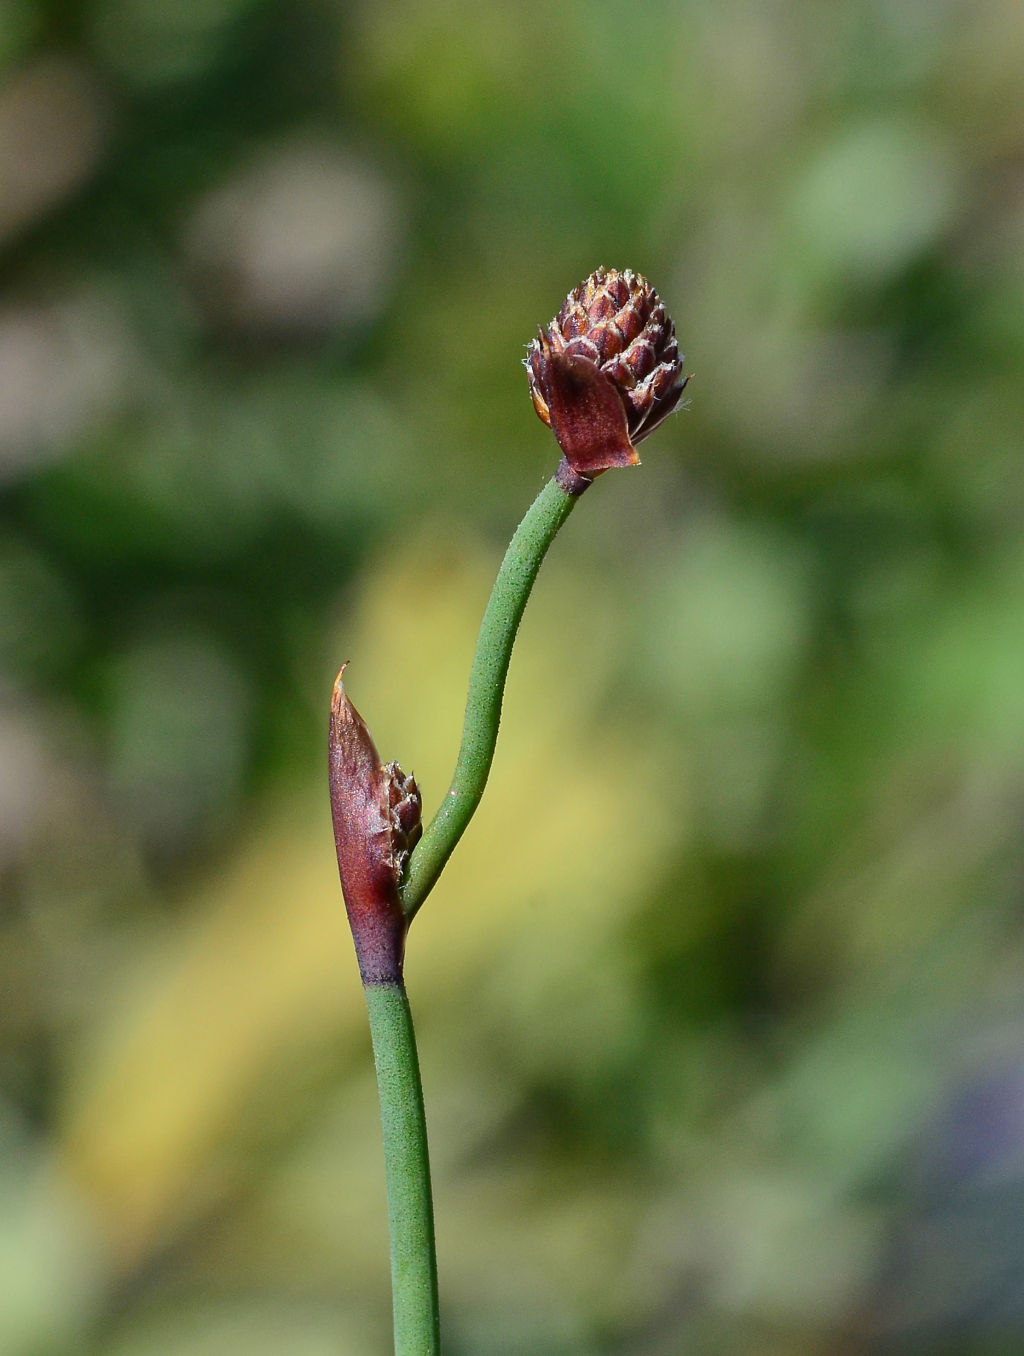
top-left (366, 469), bottom-right (582, 1355)
top-left (364, 982), bottom-right (440, 1356)
top-left (400, 473), bottom-right (580, 919)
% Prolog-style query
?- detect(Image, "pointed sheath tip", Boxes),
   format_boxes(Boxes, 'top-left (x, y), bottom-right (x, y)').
top-left (330, 664), bottom-right (365, 759)
top-left (331, 662), bottom-right (350, 716)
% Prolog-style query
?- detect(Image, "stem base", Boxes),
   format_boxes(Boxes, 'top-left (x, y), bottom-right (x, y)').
top-left (364, 982), bottom-right (440, 1356)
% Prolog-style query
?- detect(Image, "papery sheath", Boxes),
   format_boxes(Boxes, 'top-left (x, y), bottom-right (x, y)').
top-left (329, 668), bottom-right (421, 985)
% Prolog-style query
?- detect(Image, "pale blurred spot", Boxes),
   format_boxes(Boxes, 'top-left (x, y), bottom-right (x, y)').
top-left (0, 61), bottom-right (122, 474)
top-left (708, 1170), bottom-right (878, 1324)
top-left (184, 140), bottom-right (403, 336)
top-left (785, 764), bottom-right (1022, 999)
top-left (693, 718), bottom-right (787, 852)
top-left (0, 57), bottom-right (108, 247)
top-left (0, 294), bottom-right (134, 479)
top-left (939, 0), bottom-right (1024, 146)
top-left (640, 519), bottom-right (811, 720)
top-left (763, 1022), bottom-right (941, 1189)
top-left (679, 121), bottom-right (960, 464)
top-left (636, 517), bottom-right (809, 847)
top-left (790, 119), bottom-right (960, 283)
top-left (955, 160), bottom-right (1024, 285)
top-left (693, 3), bottom-right (805, 151)
top-left (721, 324), bottom-right (885, 461)
top-left (0, 702), bottom-right (59, 864)
top-left (678, 211), bottom-right (890, 460)
top-left (783, 544), bottom-right (1024, 990)
top-left (0, 1111), bottom-right (105, 1356)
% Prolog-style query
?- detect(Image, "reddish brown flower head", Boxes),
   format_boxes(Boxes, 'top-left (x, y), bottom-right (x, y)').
top-left (526, 268), bottom-right (688, 487)
top-left (329, 668), bottom-right (422, 985)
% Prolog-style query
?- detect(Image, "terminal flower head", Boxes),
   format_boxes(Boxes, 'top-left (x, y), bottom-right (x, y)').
top-left (526, 267), bottom-right (688, 486)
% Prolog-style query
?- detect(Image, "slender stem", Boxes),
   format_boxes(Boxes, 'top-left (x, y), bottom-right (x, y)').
top-left (363, 465), bottom-right (585, 1356)
top-left (364, 981), bottom-right (440, 1356)
top-left (401, 472), bottom-right (581, 919)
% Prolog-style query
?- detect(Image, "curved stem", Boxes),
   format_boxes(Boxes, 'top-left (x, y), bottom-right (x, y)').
top-left (400, 472), bottom-right (582, 920)
top-left (365, 464), bottom-right (585, 1354)
top-left (364, 982), bottom-right (440, 1356)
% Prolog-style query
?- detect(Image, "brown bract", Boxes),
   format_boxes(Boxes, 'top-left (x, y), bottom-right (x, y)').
top-left (329, 668), bottom-right (422, 985)
top-left (526, 267), bottom-right (688, 482)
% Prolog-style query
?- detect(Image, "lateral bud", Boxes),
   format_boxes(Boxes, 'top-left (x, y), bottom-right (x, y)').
top-left (329, 667), bottom-right (422, 985)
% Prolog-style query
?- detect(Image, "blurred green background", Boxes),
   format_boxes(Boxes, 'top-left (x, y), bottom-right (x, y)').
top-left (0, 0), bottom-right (1023, 1353)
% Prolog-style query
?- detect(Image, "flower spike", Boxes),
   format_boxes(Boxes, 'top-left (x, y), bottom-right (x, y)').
top-left (526, 267), bottom-right (688, 487)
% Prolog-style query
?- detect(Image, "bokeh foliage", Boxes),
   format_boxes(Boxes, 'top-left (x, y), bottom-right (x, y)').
top-left (0, 0), bottom-right (1023, 1353)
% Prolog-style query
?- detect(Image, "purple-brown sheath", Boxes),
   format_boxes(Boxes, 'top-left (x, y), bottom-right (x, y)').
top-left (329, 667), bottom-right (422, 985)
top-left (526, 267), bottom-right (688, 492)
